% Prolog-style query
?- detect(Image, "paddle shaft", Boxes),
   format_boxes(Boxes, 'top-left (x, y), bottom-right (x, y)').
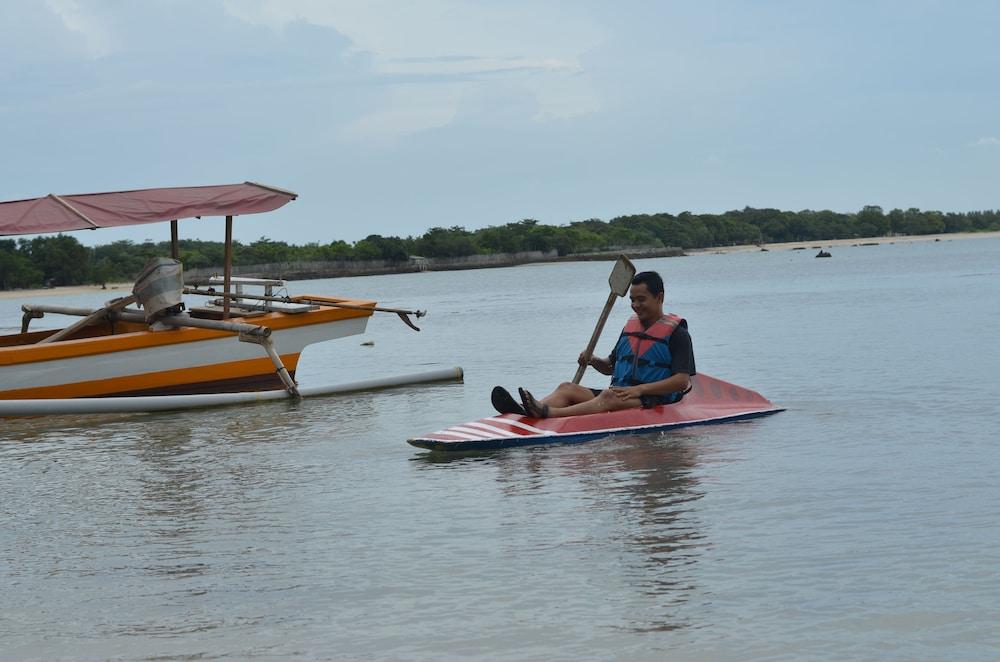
top-left (572, 290), bottom-right (618, 384)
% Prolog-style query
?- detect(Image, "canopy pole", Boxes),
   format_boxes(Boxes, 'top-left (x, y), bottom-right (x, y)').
top-left (47, 194), bottom-right (99, 229)
top-left (170, 220), bottom-right (179, 259)
top-left (223, 215), bottom-right (233, 320)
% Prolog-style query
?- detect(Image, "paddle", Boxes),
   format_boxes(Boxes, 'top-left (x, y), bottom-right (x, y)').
top-left (572, 255), bottom-right (636, 384)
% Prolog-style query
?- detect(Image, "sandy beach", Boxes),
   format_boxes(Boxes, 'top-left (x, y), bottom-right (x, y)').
top-left (0, 282), bottom-right (133, 301)
top-left (687, 230), bottom-right (1000, 255)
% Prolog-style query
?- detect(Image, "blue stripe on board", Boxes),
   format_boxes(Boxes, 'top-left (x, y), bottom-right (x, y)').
top-left (408, 408), bottom-right (785, 452)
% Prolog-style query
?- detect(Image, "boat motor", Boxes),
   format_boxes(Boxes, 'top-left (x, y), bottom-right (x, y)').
top-left (133, 257), bottom-right (185, 322)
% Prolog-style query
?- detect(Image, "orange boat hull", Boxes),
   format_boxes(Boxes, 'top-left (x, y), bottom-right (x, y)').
top-left (0, 297), bottom-right (372, 399)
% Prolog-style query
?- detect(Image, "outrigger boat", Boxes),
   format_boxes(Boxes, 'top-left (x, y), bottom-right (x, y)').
top-left (408, 372), bottom-right (783, 451)
top-left (0, 182), bottom-right (454, 415)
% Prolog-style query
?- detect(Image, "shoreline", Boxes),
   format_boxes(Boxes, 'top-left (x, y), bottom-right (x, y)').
top-left (686, 230), bottom-right (1000, 255)
top-left (3, 231), bottom-right (998, 300)
top-left (0, 282), bottom-right (134, 301)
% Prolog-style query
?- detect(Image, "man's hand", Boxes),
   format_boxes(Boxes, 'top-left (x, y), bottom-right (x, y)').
top-left (583, 354), bottom-right (613, 375)
top-left (609, 386), bottom-right (643, 401)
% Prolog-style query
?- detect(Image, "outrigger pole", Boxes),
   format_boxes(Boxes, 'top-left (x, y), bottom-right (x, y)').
top-left (182, 287), bottom-right (427, 331)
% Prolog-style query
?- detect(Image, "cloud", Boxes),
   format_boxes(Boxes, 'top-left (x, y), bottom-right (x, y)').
top-left (974, 136), bottom-right (1000, 146)
top-left (45, 0), bottom-right (113, 58)
top-left (341, 84), bottom-right (462, 143)
top-left (222, 0), bottom-right (603, 130)
top-left (0, 2), bottom-right (89, 72)
top-left (0, 2), bottom-right (383, 224)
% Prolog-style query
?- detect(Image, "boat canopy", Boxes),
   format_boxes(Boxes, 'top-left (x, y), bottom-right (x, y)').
top-left (0, 182), bottom-right (296, 236)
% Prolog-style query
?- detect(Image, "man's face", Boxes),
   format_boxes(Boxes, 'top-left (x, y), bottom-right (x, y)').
top-left (629, 282), bottom-right (664, 324)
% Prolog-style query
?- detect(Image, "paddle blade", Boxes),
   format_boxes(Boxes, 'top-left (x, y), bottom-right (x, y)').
top-left (609, 255), bottom-right (636, 297)
top-left (573, 255), bottom-right (635, 385)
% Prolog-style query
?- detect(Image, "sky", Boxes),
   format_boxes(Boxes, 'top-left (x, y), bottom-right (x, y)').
top-left (2, 0), bottom-right (999, 247)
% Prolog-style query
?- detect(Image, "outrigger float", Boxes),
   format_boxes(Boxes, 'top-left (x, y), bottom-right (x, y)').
top-left (408, 373), bottom-right (783, 451)
top-left (0, 182), bottom-right (461, 417)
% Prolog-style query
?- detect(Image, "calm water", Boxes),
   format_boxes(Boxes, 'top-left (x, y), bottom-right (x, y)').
top-left (2, 237), bottom-right (999, 660)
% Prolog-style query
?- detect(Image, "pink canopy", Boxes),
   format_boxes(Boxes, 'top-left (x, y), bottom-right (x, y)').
top-left (0, 182), bottom-right (297, 236)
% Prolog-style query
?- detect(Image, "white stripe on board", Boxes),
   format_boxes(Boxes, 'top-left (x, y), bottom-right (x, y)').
top-left (484, 417), bottom-right (554, 435)
top-left (464, 421), bottom-right (528, 436)
top-left (447, 425), bottom-right (506, 439)
top-left (430, 429), bottom-right (486, 441)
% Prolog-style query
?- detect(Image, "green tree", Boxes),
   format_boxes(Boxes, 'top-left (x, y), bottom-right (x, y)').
top-left (900, 208), bottom-right (945, 235)
top-left (855, 205), bottom-right (889, 237)
top-left (355, 234), bottom-right (409, 261)
top-left (415, 226), bottom-right (479, 257)
top-left (24, 235), bottom-right (91, 286)
top-left (0, 240), bottom-right (43, 289)
top-left (238, 237), bottom-right (293, 264)
top-left (887, 208), bottom-right (905, 235)
top-left (322, 240), bottom-right (355, 261)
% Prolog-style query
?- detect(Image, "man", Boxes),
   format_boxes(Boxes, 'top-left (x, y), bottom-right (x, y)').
top-left (493, 271), bottom-right (695, 418)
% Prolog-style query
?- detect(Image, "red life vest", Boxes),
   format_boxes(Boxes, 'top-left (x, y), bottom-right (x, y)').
top-left (611, 313), bottom-right (685, 387)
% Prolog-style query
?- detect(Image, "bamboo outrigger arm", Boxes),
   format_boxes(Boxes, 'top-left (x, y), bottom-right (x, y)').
top-left (239, 333), bottom-right (300, 398)
top-left (22, 304), bottom-right (270, 336)
top-left (21, 308), bottom-right (44, 334)
top-left (182, 287), bottom-right (427, 331)
top-left (37, 295), bottom-right (137, 344)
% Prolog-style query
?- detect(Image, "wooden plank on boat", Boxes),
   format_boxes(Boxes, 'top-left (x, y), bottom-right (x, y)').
top-left (188, 306), bottom-right (268, 320)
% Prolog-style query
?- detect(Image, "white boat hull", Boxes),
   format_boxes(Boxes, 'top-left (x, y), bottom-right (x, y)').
top-left (1, 303), bottom-right (371, 399)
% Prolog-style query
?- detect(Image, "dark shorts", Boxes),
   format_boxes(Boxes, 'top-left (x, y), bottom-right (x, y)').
top-left (639, 393), bottom-right (679, 408)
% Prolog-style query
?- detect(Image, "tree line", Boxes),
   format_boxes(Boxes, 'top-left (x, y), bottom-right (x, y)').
top-left (2, 205), bottom-right (999, 290)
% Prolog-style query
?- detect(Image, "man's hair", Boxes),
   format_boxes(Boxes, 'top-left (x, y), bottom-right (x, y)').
top-left (632, 271), bottom-right (664, 296)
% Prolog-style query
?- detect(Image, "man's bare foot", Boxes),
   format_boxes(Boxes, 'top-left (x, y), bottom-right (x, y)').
top-left (518, 387), bottom-right (549, 418)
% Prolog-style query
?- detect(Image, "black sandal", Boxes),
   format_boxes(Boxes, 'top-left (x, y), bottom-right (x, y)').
top-left (491, 386), bottom-right (527, 415)
top-left (518, 387), bottom-right (549, 418)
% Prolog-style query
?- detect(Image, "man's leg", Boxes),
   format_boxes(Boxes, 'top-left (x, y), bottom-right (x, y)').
top-left (521, 386), bottom-right (642, 418)
top-left (545, 389), bottom-right (641, 418)
top-left (537, 382), bottom-right (600, 408)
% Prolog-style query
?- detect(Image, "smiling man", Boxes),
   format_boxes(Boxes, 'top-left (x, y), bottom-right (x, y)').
top-left (496, 271), bottom-right (695, 418)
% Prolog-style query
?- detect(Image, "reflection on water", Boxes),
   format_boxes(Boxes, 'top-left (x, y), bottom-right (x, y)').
top-left (604, 441), bottom-right (704, 631)
top-left (561, 437), bottom-right (705, 633)
top-left (415, 434), bottom-right (705, 633)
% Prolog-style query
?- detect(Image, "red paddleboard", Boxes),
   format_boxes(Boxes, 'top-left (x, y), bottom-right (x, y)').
top-left (408, 373), bottom-right (783, 451)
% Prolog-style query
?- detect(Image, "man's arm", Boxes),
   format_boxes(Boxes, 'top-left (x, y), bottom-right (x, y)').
top-left (579, 352), bottom-right (614, 375)
top-left (627, 371), bottom-right (691, 397)
top-left (591, 354), bottom-right (614, 375)
top-left (668, 326), bottom-right (696, 376)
